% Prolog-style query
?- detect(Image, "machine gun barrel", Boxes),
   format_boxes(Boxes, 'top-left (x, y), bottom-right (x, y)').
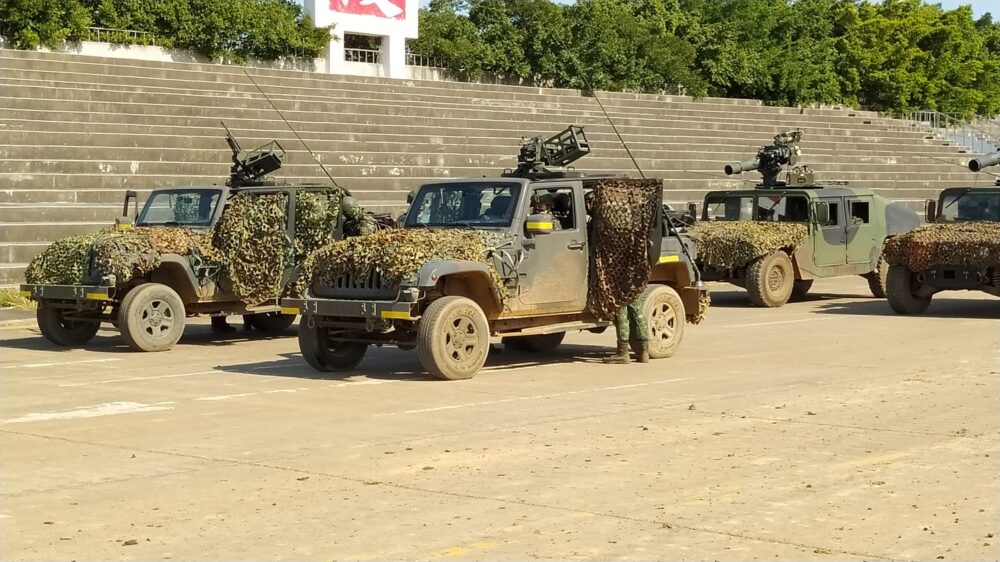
top-left (969, 151), bottom-right (1000, 173)
top-left (725, 159), bottom-right (759, 176)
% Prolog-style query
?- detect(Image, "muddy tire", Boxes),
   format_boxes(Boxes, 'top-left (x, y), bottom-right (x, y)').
top-left (886, 265), bottom-right (931, 315)
top-left (629, 285), bottom-right (685, 359)
top-left (298, 321), bottom-right (367, 371)
top-left (36, 306), bottom-right (100, 346)
top-left (118, 283), bottom-right (185, 352)
top-left (417, 296), bottom-right (489, 380)
top-left (865, 254), bottom-right (889, 298)
top-left (746, 251), bottom-right (794, 307)
top-left (247, 311), bottom-right (296, 333)
top-left (791, 279), bottom-right (814, 299)
top-left (504, 332), bottom-right (565, 353)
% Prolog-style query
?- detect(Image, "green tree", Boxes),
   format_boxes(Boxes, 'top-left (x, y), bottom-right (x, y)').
top-left (0, 0), bottom-right (91, 50)
top-left (408, 0), bottom-right (488, 77)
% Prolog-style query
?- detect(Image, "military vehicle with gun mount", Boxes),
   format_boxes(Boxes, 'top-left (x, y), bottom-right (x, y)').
top-left (284, 126), bottom-right (708, 380)
top-left (691, 130), bottom-right (920, 307)
top-left (20, 128), bottom-right (368, 352)
top-left (884, 151), bottom-right (1000, 314)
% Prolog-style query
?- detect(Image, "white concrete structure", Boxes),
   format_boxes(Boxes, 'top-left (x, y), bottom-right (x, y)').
top-left (304, 0), bottom-right (418, 79)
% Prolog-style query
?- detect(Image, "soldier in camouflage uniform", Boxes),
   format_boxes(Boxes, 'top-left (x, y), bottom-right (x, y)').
top-left (603, 297), bottom-right (648, 364)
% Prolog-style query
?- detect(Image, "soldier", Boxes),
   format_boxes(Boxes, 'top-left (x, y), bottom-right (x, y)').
top-left (342, 195), bottom-right (377, 236)
top-left (603, 297), bottom-right (649, 363)
top-left (530, 193), bottom-right (562, 231)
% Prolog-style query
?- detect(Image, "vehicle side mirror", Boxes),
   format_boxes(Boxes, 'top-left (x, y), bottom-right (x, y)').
top-left (925, 199), bottom-right (937, 223)
top-left (686, 202), bottom-right (698, 222)
top-left (813, 201), bottom-right (830, 226)
top-left (525, 213), bottom-right (556, 236)
top-left (116, 190), bottom-right (139, 231)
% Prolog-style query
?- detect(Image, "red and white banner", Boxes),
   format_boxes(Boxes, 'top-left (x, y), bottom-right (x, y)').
top-left (329, 0), bottom-right (406, 20)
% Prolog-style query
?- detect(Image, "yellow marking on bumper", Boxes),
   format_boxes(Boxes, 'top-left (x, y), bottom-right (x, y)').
top-left (19, 291), bottom-right (31, 298)
top-left (380, 310), bottom-right (412, 320)
top-left (658, 255), bottom-right (681, 263)
top-left (526, 221), bottom-right (553, 229)
top-left (85, 293), bottom-right (110, 301)
top-left (280, 307), bottom-right (299, 315)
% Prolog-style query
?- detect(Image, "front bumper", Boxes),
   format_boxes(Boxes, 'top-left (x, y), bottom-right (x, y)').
top-left (916, 266), bottom-right (990, 290)
top-left (282, 297), bottom-right (418, 321)
top-left (20, 284), bottom-right (114, 302)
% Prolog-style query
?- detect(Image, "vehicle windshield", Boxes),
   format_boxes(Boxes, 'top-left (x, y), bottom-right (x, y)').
top-left (939, 191), bottom-right (1000, 222)
top-left (704, 195), bottom-right (753, 221)
top-left (406, 182), bottom-right (522, 228)
top-left (137, 188), bottom-right (222, 227)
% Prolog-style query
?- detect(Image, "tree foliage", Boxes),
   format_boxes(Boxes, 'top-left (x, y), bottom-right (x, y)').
top-left (412, 0), bottom-right (1000, 117)
top-left (0, 0), bottom-right (330, 62)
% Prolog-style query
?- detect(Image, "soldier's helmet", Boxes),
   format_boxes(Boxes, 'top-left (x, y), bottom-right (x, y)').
top-left (341, 195), bottom-right (361, 218)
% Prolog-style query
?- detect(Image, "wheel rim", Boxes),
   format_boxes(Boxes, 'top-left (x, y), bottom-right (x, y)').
top-left (767, 263), bottom-right (786, 293)
top-left (140, 298), bottom-right (175, 339)
top-left (444, 313), bottom-right (480, 367)
top-left (650, 300), bottom-right (677, 344)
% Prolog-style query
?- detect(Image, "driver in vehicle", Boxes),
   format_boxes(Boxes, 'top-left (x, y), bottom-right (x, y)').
top-left (531, 194), bottom-right (562, 231)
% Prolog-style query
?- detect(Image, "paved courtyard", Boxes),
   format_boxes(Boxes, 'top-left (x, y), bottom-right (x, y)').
top-left (2, 277), bottom-right (997, 560)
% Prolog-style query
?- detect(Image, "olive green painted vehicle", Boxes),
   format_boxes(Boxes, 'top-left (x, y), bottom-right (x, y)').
top-left (284, 127), bottom-right (708, 380)
top-left (19, 134), bottom-right (360, 352)
top-left (885, 152), bottom-right (1000, 314)
top-left (695, 130), bottom-right (921, 307)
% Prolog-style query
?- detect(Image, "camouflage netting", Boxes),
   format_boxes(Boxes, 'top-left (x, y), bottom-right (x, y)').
top-left (588, 179), bottom-right (662, 320)
top-left (300, 229), bottom-right (506, 300)
top-left (25, 188), bottom-right (349, 306)
top-left (212, 192), bottom-right (290, 305)
top-left (883, 222), bottom-right (1000, 271)
top-left (691, 222), bottom-right (808, 269)
top-left (24, 227), bottom-right (219, 286)
top-left (691, 292), bottom-right (711, 325)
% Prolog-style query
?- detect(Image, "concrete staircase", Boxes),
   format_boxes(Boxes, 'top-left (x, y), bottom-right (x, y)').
top-left (0, 48), bottom-right (990, 285)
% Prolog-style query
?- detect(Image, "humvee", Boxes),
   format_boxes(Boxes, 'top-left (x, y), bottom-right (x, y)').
top-left (694, 131), bottom-right (920, 307)
top-left (885, 152), bottom-right (1000, 314)
top-left (20, 132), bottom-right (362, 352)
top-left (283, 127), bottom-right (708, 380)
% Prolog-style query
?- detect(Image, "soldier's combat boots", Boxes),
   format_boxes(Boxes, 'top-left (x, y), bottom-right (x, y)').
top-left (603, 341), bottom-right (631, 364)
top-left (637, 341), bottom-right (650, 363)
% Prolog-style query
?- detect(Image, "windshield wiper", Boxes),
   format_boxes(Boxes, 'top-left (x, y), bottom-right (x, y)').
top-left (943, 190), bottom-right (970, 210)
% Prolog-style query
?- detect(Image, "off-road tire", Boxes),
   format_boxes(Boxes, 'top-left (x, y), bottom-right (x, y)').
top-left (298, 322), bottom-right (367, 371)
top-left (118, 283), bottom-right (185, 352)
top-left (746, 251), bottom-right (794, 307)
top-left (865, 254), bottom-right (889, 298)
top-left (503, 332), bottom-right (565, 353)
top-left (36, 305), bottom-right (100, 346)
top-left (791, 279), bottom-right (814, 300)
top-left (629, 285), bottom-right (685, 359)
top-left (247, 311), bottom-right (296, 333)
top-left (886, 265), bottom-right (932, 315)
top-left (417, 296), bottom-right (489, 380)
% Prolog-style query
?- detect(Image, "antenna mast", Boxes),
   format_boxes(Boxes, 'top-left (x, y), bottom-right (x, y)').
top-left (243, 70), bottom-right (340, 188)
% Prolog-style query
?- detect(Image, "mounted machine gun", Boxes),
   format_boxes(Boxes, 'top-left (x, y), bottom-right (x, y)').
top-left (223, 121), bottom-right (286, 188)
top-left (503, 125), bottom-right (591, 179)
top-left (725, 129), bottom-right (813, 187)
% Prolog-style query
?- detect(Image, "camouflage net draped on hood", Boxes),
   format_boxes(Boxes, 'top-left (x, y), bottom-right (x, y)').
top-left (24, 227), bottom-right (218, 286)
top-left (301, 229), bottom-right (507, 300)
top-left (691, 221), bottom-right (808, 269)
top-left (883, 222), bottom-right (1000, 271)
top-left (588, 179), bottom-right (662, 320)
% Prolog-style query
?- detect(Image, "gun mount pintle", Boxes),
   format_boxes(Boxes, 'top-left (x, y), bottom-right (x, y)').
top-left (725, 129), bottom-right (809, 188)
top-left (223, 121), bottom-right (286, 188)
top-left (503, 125), bottom-right (592, 179)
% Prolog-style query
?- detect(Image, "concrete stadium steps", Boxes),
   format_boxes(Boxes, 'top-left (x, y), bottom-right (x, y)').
top-left (0, 48), bottom-right (987, 285)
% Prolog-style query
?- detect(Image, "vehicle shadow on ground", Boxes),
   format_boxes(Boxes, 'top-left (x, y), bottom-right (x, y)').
top-left (0, 324), bottom-right (296, 353)
top-left (812, 298), bottom-right (1000, 319)
top-left (707, 289), bottom-right (873, 308)
top-left (214, 342), bottom-right (616, 381)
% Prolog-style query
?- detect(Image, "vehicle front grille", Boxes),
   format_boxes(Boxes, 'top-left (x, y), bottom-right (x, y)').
top-left (314, 269), bottom-right (398, 300)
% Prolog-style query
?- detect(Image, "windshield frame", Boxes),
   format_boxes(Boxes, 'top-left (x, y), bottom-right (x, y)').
top-left (136, 187), bottom-right (225, 228)
top-left (404, 180), bottom-right (525, 229)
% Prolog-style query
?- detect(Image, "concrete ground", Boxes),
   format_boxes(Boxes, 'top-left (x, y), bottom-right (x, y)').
top-left (2, 277), bottom-right (997, 561)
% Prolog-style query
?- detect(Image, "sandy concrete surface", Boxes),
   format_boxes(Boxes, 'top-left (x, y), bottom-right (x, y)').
top-left (2, 277), bottom-right (997, 561)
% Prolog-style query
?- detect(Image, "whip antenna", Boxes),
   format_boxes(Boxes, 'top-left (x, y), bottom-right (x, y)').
top-left (580, 74), bottom-right (646, 179)
top-left (244, 70), bottom-right (340, 188)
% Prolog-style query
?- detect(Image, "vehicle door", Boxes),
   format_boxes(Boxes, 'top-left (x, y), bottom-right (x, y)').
top-left (845, 196), bottom-right (878, 264)
top-left (813, 196), bottom-right (846, 266)
top-left (514, 183), bottom-right (589, 313)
